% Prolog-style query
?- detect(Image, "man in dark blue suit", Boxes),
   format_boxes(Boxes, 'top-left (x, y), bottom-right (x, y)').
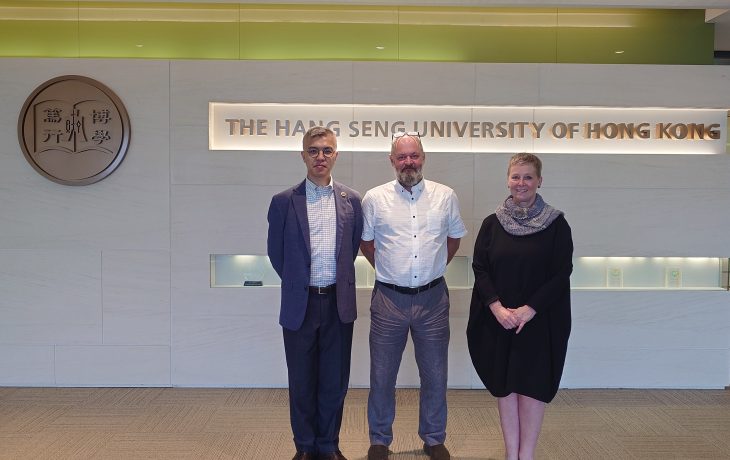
top-left (267, 126), bottom-right (363, 460)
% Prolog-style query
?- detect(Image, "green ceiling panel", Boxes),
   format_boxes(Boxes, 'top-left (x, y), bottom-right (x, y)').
top-left (238, 4), bottom-right (399, 60)
top-left (555, 9), bottom-right (714, 64)
top-left (0, 2), bottom-right (716, 64)
top-left (0, 2), bottom-right (79, 57)
top-left (398, 26), bottom-right (557, 63)
top-left (80, 21), bottom-right (239, 59)
top-left (78, 2), bottom-right (239, 59)
top-left (239, 23), bottom-right (398, 60)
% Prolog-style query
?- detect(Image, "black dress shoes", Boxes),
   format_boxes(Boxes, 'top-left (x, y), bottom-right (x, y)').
top-left (423, 443), bottom-right (450, 460)
top-left (292, 452), bottom-right (316, 460)
top-left (318, 451), bottom-right (347, 460)
top-left (367, 444), bottom-right (389, 460)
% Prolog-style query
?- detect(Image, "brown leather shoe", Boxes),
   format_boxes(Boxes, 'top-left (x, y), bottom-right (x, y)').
top-left (318, 451), bottom-right (347, 460)
top-left (423, 443), bottom-right (450, 460)
top-left (292, 452), bottom-right (316, 460)
top-left (367, 444), bottom-right (389, 460)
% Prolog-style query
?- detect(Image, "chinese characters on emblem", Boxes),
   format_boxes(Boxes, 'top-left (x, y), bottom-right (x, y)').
top-left (36, 103), bottom-right (115, 153)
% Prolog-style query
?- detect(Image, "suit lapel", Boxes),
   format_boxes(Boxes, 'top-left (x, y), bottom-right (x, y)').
top-left (333, 182), bottom-right (349, 259)
top-left (292, 180), bottom-right (311, 257)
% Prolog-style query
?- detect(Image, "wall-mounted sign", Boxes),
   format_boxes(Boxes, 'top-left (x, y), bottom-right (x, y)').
top-left (209, 103), bottom-right (726, 154)
top-left (18, 75), bottom-right (131, 185)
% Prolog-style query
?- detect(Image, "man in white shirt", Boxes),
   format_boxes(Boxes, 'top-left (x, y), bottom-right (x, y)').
top-left (360, 132), bottom-right (467, 460)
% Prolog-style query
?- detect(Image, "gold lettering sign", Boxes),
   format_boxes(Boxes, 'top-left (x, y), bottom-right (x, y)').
top-left (209, 103), bottom-right (727, 154)
top-left (18, 75), bottom-right (131, 185)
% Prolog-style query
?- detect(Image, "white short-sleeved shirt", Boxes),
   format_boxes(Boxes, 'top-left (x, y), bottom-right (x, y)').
top-left (362, 179), bottom-right (467, 287)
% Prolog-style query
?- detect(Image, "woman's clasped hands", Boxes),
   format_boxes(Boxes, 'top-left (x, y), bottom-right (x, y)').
top-left (488, 300), bottom-right (536, 334)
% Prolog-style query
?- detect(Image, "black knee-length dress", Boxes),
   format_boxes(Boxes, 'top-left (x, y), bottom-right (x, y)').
top-left (466, 213), bottom-right (573, 403)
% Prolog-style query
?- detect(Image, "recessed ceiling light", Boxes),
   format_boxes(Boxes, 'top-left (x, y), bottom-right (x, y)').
top-left (136, 44), bottom-right (144, 48)
top-left (375, 46), bottom-right (385, 50)
top-left (615, 50), bottom-right (624, 54)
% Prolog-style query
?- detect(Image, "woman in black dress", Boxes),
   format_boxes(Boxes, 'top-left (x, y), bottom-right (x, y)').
top-left (467, 152), bottom-right (573, 460)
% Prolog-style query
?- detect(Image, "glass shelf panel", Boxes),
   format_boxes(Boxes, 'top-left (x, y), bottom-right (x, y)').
top-left (210, 254), bottom-right (280, 287)
top-left (571, 257), bottom-right (726, 290)
top-left (210, 255), bottom-right (729, 290)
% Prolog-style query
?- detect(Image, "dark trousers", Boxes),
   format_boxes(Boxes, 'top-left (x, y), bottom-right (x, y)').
top-left (283, 290), bottom-right (354, 455)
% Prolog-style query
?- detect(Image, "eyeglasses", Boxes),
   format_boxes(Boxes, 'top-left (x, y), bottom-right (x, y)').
top-left (305, 147), bottom-right (336, 158)
top-left (392, 131), bottom-right (421, 140)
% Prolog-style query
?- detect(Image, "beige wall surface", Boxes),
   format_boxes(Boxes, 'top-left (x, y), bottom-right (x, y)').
top-left (0, 58), bottom-right (728, 388)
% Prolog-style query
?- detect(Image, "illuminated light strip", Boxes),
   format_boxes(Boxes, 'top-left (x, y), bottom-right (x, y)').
top-left (0, 6), bottom-right (237, 23)
top-left (0, 6), bottom-right (672, 27)
top-left (240, 8), bottom-right (396, 24)
top-left (0, 6), bottom-right (77, 21)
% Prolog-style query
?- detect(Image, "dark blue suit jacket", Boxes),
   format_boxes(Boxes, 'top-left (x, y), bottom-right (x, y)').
top-left (267, 180), bottom-right (363, 331)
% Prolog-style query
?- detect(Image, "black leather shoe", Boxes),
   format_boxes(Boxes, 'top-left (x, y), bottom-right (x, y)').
top-left (367, 444), bottom-right (389, 460)
top-left (318, 451), bottom-right (347, 460)
top-left (292, 452), bottom-right (316, 460)
top-left (423, 443), bottom-right (450, 460)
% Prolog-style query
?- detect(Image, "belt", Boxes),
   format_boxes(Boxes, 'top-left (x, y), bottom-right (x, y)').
top-left (308, 283), bottom-right (336, 295)
top-left (377, 276), bottom-right (444, 295)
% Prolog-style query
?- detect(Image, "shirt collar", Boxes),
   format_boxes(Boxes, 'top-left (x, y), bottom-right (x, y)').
top-left (394, 178), bottom-right (425, 199)
top-left (306, 176), bottom-right (334, 194)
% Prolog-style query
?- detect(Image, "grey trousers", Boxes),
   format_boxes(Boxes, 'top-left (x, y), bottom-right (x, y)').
top-left (367, 281), bottom-right (450, 447)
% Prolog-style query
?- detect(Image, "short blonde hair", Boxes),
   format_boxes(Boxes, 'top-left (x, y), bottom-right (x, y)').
top-left (508, 152), bottom-right (542, 177)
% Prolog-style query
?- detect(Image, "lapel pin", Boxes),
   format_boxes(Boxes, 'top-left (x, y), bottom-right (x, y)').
top-left (341, 191), bottom-right (347, 198)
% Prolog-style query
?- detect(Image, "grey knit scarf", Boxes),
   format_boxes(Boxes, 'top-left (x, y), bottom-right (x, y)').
top-left (495, 194), bottom-right (563, 236)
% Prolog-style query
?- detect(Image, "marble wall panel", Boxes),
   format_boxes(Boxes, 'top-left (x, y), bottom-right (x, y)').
top-left (352, 62), bottom-right (476, 105)
top-left (102, 250), bottom-right (171, 346)
top-left (0, 250), bottom-right (101, 345)
top-left (571, 291), bottom-right (729, 350)
top-left (173, 285), bottom-right (282, 318)
top-left (171, 315), bottom-right (286, 386)
top-left (562, 348), bottom-right (729, 389)
top-left (536, 154), bottom-right (730, 190)
top-left (0, 346), bottom-right (55, 386)
top-left (474, 63), bottom-right (541, 106)
top-left (538, 64), bottom-right (730, 109)
top-left (55, 346), bottom-right (170, 386)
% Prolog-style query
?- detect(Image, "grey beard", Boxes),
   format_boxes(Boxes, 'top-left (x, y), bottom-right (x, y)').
top-left (397, 168), bottom-right (423, 188)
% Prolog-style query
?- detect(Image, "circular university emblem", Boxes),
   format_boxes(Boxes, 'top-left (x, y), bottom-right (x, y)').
top-left (17, 75), bottom-right (131, 186)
